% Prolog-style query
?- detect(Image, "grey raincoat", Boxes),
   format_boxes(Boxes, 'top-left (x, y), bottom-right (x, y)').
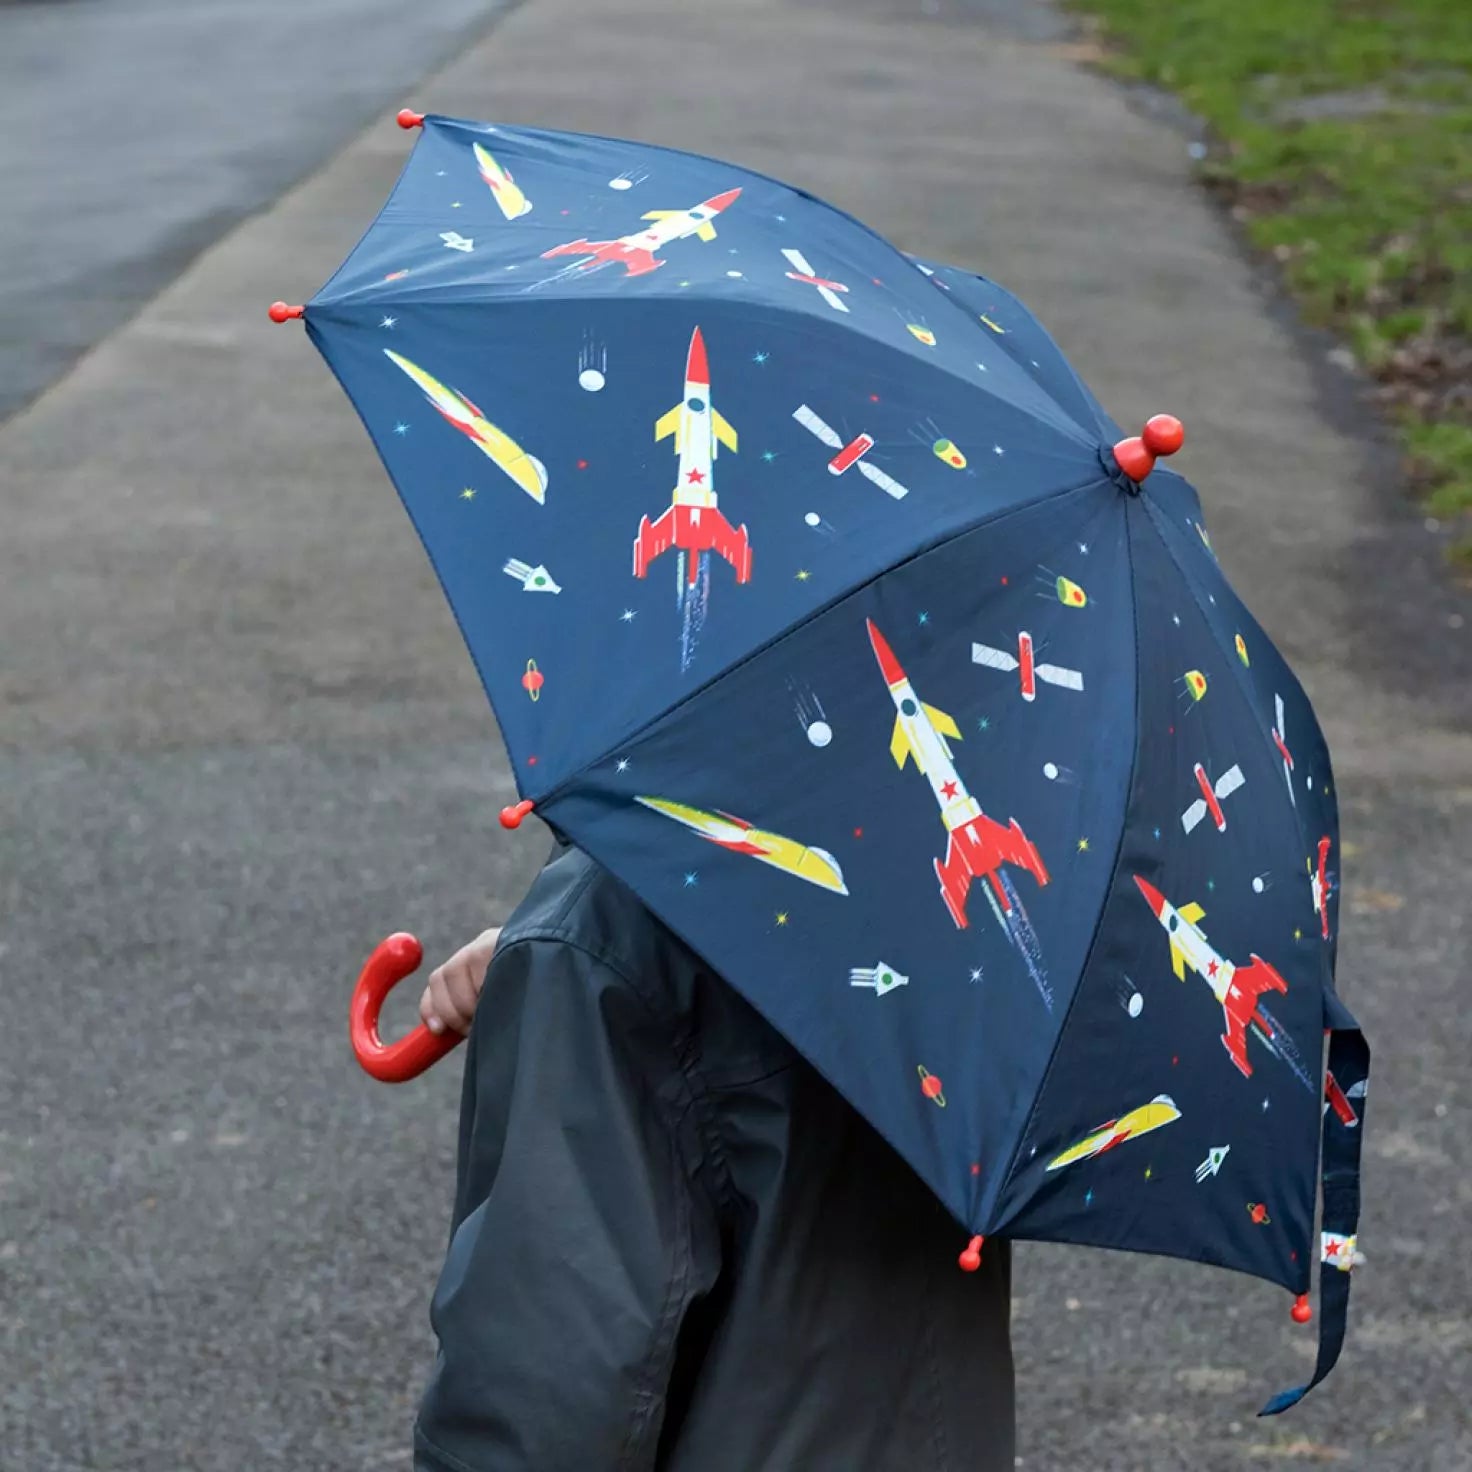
top-left (414, 842), bottom-right (1014, 1471)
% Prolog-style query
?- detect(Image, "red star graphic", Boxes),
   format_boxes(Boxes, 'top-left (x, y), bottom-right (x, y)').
top-left (869, 393), bottom-right (880, 403)
top-left (527, 755), bottom-right (539, 766)
top-left (1000, 576), bottom-right (1009, 586)
top-left (1207, 959), bottom-right (1219, 978)
top-left (853, 827), bottom-right (863, 839)
top-left (941, 780), bottom-right (959, 800)
top-left (1325, 1239), bottom-right (1340, 1257)
top-left (686, 467), bottom-right (706, 484)
top-left (577, 459), bottom-right (588, 470)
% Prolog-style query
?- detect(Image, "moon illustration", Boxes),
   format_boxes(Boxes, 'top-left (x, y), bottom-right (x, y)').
top-left (1127, 992), bottom-right (1144, 1019)
top-left (609, 177), bottom-right (633, 190)
top-left (1043, 761), bottom-right (1059, 780)
top-left (578, 368), bottom-right (606, 392)
top-left (804, 511), bottom-right (821, 527)
top-left (807, 720), bottom-right (833, 748)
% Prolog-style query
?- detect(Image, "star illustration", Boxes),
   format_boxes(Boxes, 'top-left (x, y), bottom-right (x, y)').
top-left (761, 450), bottom-right (777, 463)
top-left (1084, 1188), bottom-right (1094, 1207)
top-left (853, 827), bottom-right (863, 839)
top-left (619, 609), bottom-right (637, 623)
top-left (993, 445), bottom-right (1005, 456)
top-left (379, 315), bottom-right (397, 329)
top-left (1078, 541), bottom-right (1089, 555)
top-left (393, 421), bottom-right (410, 436)
top-left (941, 779), bottom-right (959, 800)
top-left (1152, 827), bottom-right (1162, 840)
top-left (795, 569), bottom-right (812, 582)
top-left (774, 213), bottom-right (787, 223)
top-left (615, 758), bottom-right (630, 773)
top-left (686, 468), bottom-right (706, 484)
top-left (1262, 1098), bottom-right (1271, 1112)
top-left (775, 912), bottom-right (789, 927)
top-left (752, 351), bottom-right (770, 365)
top-left (434, 169), bottom-right (446, 177)
top-left (1077, 837), bottom-right (1090, 853)
top-left (917, 611), bottom-right (930, 625)
top-left (1171, 614), bottom-right (1181, 626)
top-left (451, 201), bottom-right (462, 209)
top-left (683, 871), bottom-right (699, 888)
top-left (977, 716), bottom-right (991, 733)
top-left (1144, 1165), bottom-right (1153, 1181)
top-left (975, 362), bottom-right (989, 373)
top-left (1294, 927), bottom-right (1304, 941)
top-left (969, 967), bottom-right (984, 984)
top-left (677, 280), bottom-right (692, 289)
top-left (460, 488), bottom-right (476, 500)
top-left (1206, 878), bottom-right (1216, 892)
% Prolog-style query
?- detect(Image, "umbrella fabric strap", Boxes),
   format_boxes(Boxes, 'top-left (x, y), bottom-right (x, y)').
top-left (1259, 995), bottom-right (1369, 1416)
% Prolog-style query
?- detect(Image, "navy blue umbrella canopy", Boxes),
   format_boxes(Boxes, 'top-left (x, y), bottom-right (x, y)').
top-left (289, 113), bottom-right (1367, 1413)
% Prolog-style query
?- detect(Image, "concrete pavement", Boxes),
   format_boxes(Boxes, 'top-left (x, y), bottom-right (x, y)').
top-left (2, 0), bottom-right (1467, 1466)
top-left (0, 0), bottom-right (509, 421)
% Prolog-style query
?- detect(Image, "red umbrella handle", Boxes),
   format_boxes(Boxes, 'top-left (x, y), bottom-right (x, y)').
top-left (350, 932), bottom-right (463, 1082)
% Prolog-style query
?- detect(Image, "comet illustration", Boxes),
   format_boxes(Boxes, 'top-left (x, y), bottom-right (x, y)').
top-left (636, 796), bottom-right (848, 895)
top-left (384, 350), bottom-right (547, 503)
top-left (1045, 1095), bottom-right (1181, 1171)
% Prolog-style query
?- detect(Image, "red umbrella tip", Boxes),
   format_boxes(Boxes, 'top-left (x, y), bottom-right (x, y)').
top-left (268, 301), bottom-right (304, 323)
top-left (397, 108), bottom-right (425, 129)
top-left (500, 799), bottom-right (535, 830)
top-left (958, 1235), bottom-right (985, 1273)
top-left (1291, 1293), bottom-right (1313, 1324)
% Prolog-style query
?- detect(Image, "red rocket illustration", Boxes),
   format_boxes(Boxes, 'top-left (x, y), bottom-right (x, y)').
top-left (868, 618), bottom-right (1049, 929)
top-left (633, 327), bottom-right (751, 586)
top-left (542, 187), bottom-right (741, 277)
top-left (1134, 876), bottom-right (1290, 1079)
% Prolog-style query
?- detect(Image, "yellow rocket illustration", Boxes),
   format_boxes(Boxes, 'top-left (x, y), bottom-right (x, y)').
top-left (1045, 1095), bottom-right (1181, 1171)
top-left (384, 350), bottom-right (547, 504)
top-left (635, 796), bottom-right (848, 895)
top-left (473, 143), bottom-right (532, 219)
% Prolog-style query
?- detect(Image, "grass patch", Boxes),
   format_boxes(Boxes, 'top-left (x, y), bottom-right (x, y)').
top-left (1066, 0), bottom-right (1472, 558)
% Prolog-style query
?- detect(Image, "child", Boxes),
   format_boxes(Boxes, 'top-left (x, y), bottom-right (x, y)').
top-left (413, 835), bottom-right (1015, 1471)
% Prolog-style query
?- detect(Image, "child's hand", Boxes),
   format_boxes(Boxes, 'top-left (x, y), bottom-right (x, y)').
top-left (419, 927), bottom-right (502, 1036)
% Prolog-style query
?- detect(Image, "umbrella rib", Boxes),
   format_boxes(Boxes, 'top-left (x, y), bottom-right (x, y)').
top-left (983, 493), bottom-right (1146, 1232)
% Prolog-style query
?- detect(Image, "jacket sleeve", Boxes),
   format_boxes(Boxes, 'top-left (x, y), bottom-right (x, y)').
top-left (414, 935), bottom-right (721, 1472)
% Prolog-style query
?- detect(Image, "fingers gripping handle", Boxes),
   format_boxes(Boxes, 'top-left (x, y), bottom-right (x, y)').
top-left (350, 932), bottom-right (463, 1082)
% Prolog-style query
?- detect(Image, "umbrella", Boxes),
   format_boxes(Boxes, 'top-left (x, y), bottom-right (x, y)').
top-left (271, 109), bottom-right (1368, 1414)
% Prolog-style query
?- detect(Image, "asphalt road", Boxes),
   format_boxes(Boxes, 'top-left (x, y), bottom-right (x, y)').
top-left (2, 0), bottom-right (1469, 1468)
top-left (0, 0), bottom-right (509, 421)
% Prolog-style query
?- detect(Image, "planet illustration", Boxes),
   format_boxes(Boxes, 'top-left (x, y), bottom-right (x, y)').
top-left (1247, 1201), bottom-right (1271, 1226)
top-left (917, 1066), bottom-right (947, 1107)
top-left (522, 659), bottom-right (544, 701)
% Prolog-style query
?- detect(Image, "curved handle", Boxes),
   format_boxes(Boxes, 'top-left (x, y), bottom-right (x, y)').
top-left (350, 932), bottom-right (464, 1082)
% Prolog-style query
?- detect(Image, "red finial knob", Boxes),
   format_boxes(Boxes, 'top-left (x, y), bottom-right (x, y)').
top-left (958, 1235), bottom-right (985, 1273)
top-left (1111, 414), bottom-right (1184, 483)
top-left (499, 798), bottom-right (535, 830)
top-left (397, 108), bottom-right (425, 129)
top-left (1143, 414), bottom-right (1185, 456)
top-left (1291, 1293), bottom-right (1313, 1324)
top-left (268, 301), bottom-right (304, 323)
